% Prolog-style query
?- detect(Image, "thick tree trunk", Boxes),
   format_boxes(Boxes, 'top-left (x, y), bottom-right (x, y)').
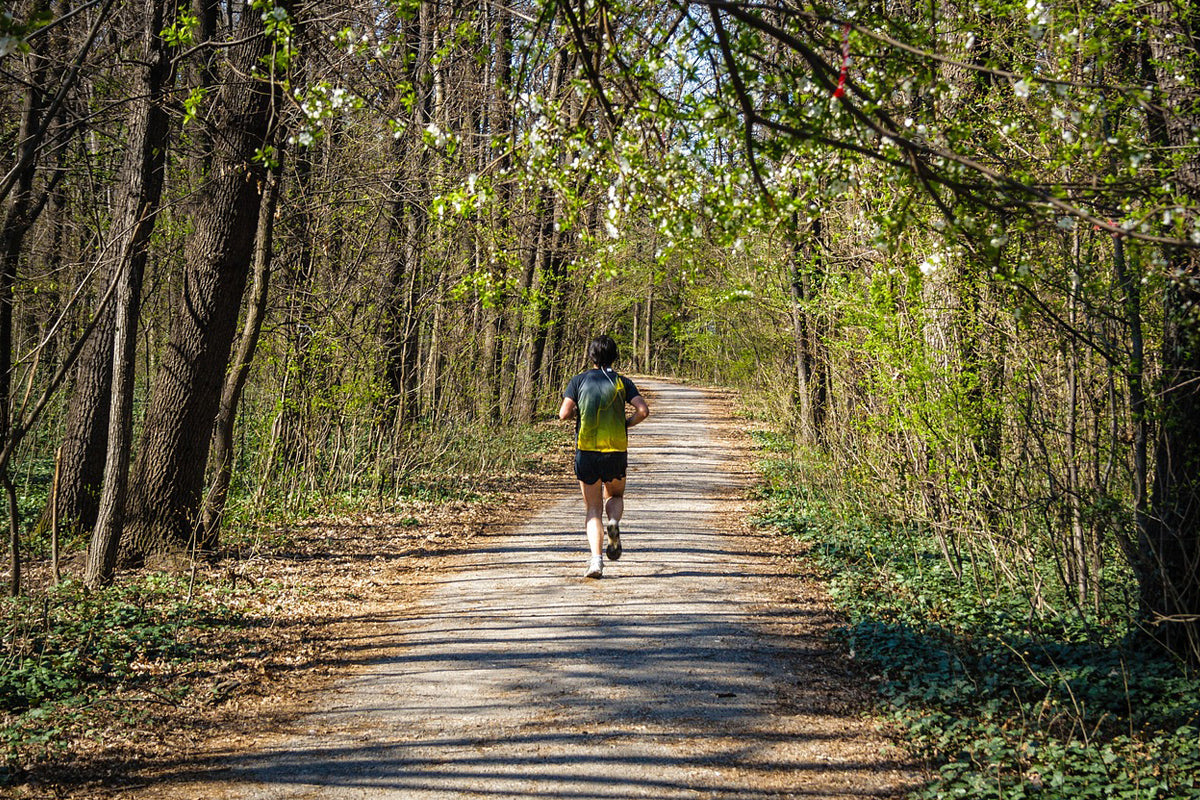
top-left (199, 165), bottom-right (280, 548)
top-left (122, 5), bottom-right (286, 557)
top-left (1, 15), bottom-right (49, 424)
top-left (83, 0), bottom-right (179, 586)
top-left (1142, 254), bottom-right (1200, 657)
top-left (0, 10), bottom-right (51, 592)
top-left (1140, 3), bottom-right (1200, 660)
top-left (1113, 236), bottom-right (1149, 573)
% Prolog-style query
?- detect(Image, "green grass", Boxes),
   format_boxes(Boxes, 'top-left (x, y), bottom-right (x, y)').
top-left (752, 454), bottom-right (1200, 800)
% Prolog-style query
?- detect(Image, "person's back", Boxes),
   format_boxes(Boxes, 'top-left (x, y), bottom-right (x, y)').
top-left (566, 367), bottom-right (633, 453)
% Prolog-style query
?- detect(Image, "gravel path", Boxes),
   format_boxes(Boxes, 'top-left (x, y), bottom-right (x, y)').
top-left (181, 379), bottom-right (913, 799)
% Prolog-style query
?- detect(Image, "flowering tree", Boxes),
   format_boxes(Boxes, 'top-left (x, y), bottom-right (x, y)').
top-left (543, 0), bottom-right (1200, 659)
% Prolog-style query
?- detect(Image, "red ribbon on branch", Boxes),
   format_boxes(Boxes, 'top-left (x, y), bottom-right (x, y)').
top-left (833, 23), bottom-right (851, 98)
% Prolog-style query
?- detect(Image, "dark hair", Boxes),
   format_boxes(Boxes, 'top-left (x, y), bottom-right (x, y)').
top-left (587, 334), bottom-right (618, 368)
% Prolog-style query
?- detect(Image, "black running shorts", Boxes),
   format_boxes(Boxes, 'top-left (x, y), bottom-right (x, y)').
top-left (574, 450), bottom-right (627, 485)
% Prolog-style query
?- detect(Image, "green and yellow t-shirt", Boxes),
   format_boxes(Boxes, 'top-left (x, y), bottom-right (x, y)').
top-left (564, 368), bottom-right (641, 452)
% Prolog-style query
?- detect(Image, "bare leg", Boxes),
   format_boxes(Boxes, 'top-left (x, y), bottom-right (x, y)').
top-left (602, 477), bottom-right (626, 524)
top-left (580, 479), bottom-right (605, 557)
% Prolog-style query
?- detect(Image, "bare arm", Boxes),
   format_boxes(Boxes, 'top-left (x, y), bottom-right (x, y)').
top-left (558, 396), bottom-right (577, 420)
top-left (626, 395), bottom-right (649, 427)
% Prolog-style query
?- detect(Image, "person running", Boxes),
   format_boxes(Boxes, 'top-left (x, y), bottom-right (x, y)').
top-left (559, 334), bottom-right (650, 578)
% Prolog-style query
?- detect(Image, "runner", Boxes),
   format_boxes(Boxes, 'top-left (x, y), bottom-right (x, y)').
top-left (558, 334), bottom-right (650, 578)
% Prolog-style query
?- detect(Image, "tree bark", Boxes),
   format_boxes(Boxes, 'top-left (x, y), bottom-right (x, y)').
top-left (1140, 2), bottom-right (1200, 660)
top-left (83, 0), bottom-right (180, 586)
top-left (0, 5), bottom-right (53, 593)
top-left (382, 0), bottom-right (434, 423)
top-left (487, 1), bottom-right (514, 421)
top-left (54, 310), bottom-right (114, 538)
top-left (1, 1), bottom-right (51, 441)
top-left (14, 2), bottom-right (101, 519)
top-left (5, 474), bottom-right (18, 596)
top-left (789, 214), bottom-right (826, 444)
top-left (643, 287), bottom-right (653, 371)
top-left (525, 199), bottom-right (568, 421)
top-left (122, 4), bottom-right (288, 557)
top-left (199, 163), bottom-right (281, 548)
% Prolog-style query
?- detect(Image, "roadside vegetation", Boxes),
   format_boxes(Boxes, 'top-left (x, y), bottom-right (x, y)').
top-left (2, 0), bottom-right (1199, 794)
top-left (750, 425), bottom-right (1200, 799)
top-left (0, 421), bottom-right (566, 793)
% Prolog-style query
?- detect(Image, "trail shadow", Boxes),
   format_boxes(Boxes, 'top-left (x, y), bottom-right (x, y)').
top-left (130, 588), bottom-right (906, 799)
top-left (82, 378), bottom-right (911, 800)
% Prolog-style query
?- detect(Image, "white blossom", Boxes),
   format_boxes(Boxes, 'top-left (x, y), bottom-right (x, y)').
top-left (919, 252), bottom-right (944, 276)
top-left (425, 122), bottom-right (451, 148)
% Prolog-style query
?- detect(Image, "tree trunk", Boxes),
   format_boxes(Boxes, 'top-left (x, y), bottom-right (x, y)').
top-left (643, 287), bottom-right (653, 371)
top-left (1, 2), bottom-right (50, 442)
top-left (487, 1), bottom-right (514, 421)
top-left (53, 311), bottom-right (114, 537)
top-left (1113, 235), bottom-right (1148, 577)
top-left (122, 4), bottom-right (287, 558)
top-left (199, 162), bottom-right (281, 549)
top-left (528, 207), bottom-right (568, 419)
top-left (0, 9), bottom-right (53, 593)
top-left (382, 0), bottom-right (433, 423)
top-left (11, 0), bottom-right (103, 540)
top-left (1140, 2), bottom-right (1200, 660)
top-left (5, 474), bottom-right (18, 597)
top-left (1143, 253), bottom-right (1200, 657)
top-left (789, 214), bottom-right (826, 443)
top-left (513, 195), bottom-right (547, 422)
top-left (83, 0), bottom-right (180, 586)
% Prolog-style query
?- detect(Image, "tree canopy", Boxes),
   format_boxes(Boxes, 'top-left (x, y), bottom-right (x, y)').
top-left (1, 0), bottom-right (1199, 652)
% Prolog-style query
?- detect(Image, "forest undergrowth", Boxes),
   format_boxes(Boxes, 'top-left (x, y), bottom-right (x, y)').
top-left (0, 419), bottom-right (568, 795)
top-left (748, 423), bottom-right (1200, 799)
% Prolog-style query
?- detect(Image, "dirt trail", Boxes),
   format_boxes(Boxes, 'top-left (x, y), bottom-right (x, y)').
top-left (157, 379), bottom-right (915, 799)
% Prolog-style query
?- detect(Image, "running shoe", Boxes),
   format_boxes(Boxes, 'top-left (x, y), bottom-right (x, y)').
top-left (605, 521), bottom-right (622, 561)
top-left (585, 555), bottom-right (603, 578)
